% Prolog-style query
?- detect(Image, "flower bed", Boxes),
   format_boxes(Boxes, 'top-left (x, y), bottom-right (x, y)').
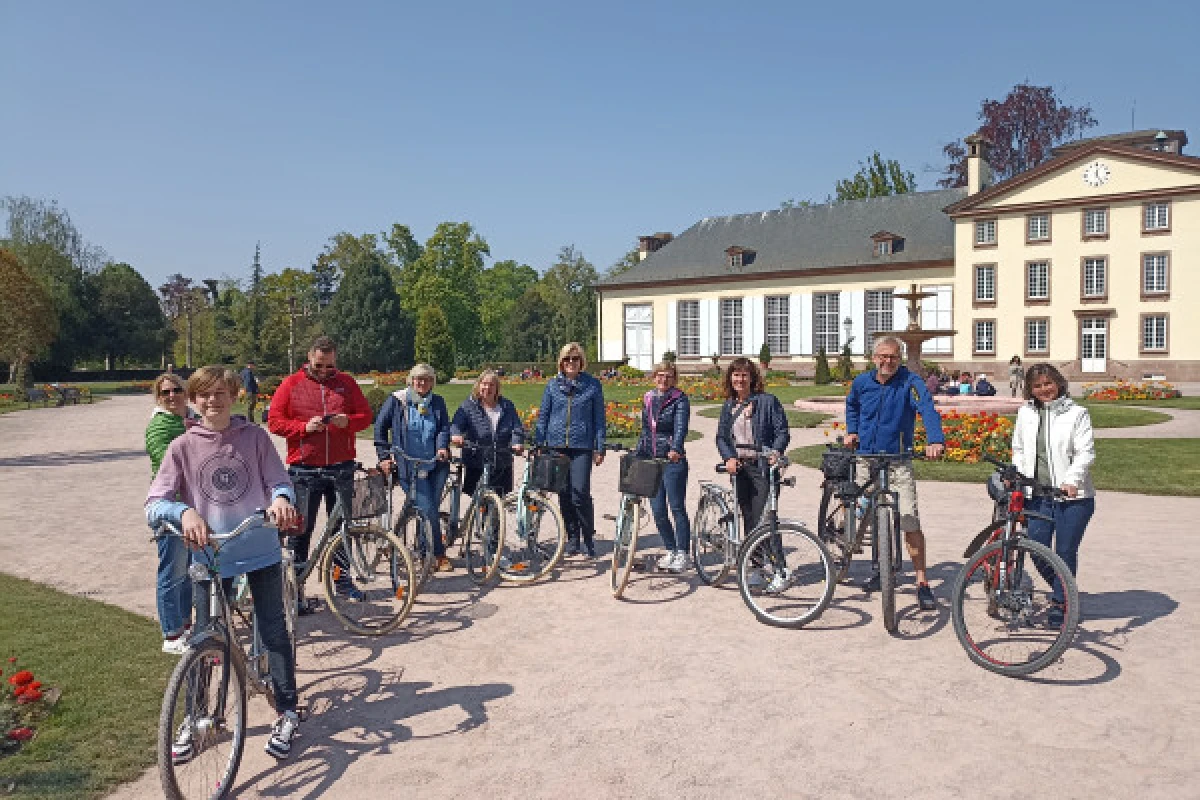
top-left (1082, 380), bottom-right (1181, 402)
top-left (914, 410), bottom-right (1013, 463)
top-left (1, 656), bottom-right (56, 758)
top-left (519, 402), bottom-right (642, 440)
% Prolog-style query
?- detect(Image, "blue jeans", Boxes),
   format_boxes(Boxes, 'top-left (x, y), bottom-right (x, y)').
top-left (194, 562), bottom-right (297, 713)
top-left (1026, 496), bottom-right (1095, 604)
top-left (650, 459), bottom-right (690, 552)
top-left (156, 530), bottom-right (193, 638)
top-left (411, 461), bottom-right (450, 557)
top-left (555, 448), bottom-right (596, 546)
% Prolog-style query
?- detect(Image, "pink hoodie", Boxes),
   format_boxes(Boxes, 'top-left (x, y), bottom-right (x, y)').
top-left (146, 416), bottom-right (294, 578)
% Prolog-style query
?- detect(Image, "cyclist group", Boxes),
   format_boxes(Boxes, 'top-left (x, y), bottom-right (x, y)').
top-left (143, 333), bottom-right (1097, 764)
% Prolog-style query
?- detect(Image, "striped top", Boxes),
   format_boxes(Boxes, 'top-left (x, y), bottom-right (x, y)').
top-left (146, 407), bottom-right (188, 477)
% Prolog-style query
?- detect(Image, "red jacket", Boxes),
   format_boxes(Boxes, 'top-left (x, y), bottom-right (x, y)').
top-left (268, 366), bottom-right (373, 466)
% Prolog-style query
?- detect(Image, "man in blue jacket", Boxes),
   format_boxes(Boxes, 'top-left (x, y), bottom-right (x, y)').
top-left (845, 336), bottom-right (945, 610)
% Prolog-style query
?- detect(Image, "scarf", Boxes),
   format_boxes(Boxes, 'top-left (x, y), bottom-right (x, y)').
top-left (407, 387), bottom-right (432, 416)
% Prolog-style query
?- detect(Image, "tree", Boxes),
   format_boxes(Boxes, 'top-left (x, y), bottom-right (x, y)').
top-left (837, 343), bottom-right (855, 382)
top-left (90, 262), bottom-right (166, 368)
top-left (414, 306), bottom-right (456, 383)
top-left (247, 243), bottom-right (265, 359)
top-left (779, 198), bottom-right (816, 210)
top-left (0, 248), bottom-right (59, 387)
top-left (759, 341), bottom-right (772, 369)
top-left (605, 246), bottom-right (642, 279)
top-left (539, 245), bottom-right (598, 352)
top-left (502, 286), bottom-right (556, 362)
top-left (814, 348), bottom-right (832, 384)
top-left (254, 268), bottom-right (321, 373)
top-left (398, 222), bottom-right (489, 364)
top-left (312, 232), bottom-right (382, 311)
top-left (938, 83), bottom-right (1098, 187)
top-left (322, 254), bottom-right (412, 372)
top-left (834, 152), bottom-right (916, 202)
top-left (478, 259), bottom-right (539, 360)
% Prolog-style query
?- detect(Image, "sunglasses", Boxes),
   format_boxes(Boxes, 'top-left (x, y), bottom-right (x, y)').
top-left (159, 387), bottom-right (185, 396)
top-left (561, 356), bottom-right (582, 363)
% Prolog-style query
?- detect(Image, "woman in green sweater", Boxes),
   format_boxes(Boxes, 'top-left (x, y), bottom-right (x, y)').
top-left (145, 372), bottom-right (195, 653)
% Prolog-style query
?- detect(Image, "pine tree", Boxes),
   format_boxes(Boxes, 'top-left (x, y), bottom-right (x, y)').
top-left (759, 341), bottom-right (772, 370)
top-left (248, 242), bottom-right (265, 360)
top-left (837, 343), bottom-right (855, 382)
top-left (414, 306), bottom-right (456, 383)
top-left (322, 255), bottom-right (413, 371)
top-left (814, 348), bottom-right (832, 384)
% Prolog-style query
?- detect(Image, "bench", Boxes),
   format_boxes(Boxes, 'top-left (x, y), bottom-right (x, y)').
top-left (58, 387), bottom-right (90, 405)
top-left (24, 388), bottom-right (50, 407)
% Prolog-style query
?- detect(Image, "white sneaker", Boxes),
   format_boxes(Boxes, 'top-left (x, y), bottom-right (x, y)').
top-left (265, 710), bottom-right (300, 760)
top-left (657, 551), bottom-right (676, 571)
top-left (669, 551), bottom-right (690, 573)
top-left (162, 634), bottom-right (190, 655)
top-left (765, 571), bottom-right (789, 594)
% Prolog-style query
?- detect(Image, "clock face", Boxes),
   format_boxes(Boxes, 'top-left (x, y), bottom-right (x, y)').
top-left (1083, 161), bottom-right (1111, 187)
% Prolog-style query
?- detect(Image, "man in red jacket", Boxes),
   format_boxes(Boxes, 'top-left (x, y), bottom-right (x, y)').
top-left (268, 336), bottom-right (372, 609)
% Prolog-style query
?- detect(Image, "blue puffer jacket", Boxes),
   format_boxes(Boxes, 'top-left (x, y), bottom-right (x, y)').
top-left (535, 372), bottom-right (606, 451)
top-left (635, 388), bottom-right (690, 459)
top-left (449, 396), bottom-right (526, 470)
top-left (716, 392), bottom-right (790, 460)
top-left (845, 366), bottom-right (944, 454)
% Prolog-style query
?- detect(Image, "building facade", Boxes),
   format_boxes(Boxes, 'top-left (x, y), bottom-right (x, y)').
top-left (597, 130), bottom-right (1200, 379)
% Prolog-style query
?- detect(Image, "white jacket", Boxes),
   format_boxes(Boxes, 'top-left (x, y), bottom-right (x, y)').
top-left (1011, 396), bottom-right (1096, 499)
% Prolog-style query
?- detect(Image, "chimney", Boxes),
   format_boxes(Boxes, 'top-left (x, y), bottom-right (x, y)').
top-left (637, 232), bottom-right (674, 261)
top-left (965, 133), bottom-right (993, 195)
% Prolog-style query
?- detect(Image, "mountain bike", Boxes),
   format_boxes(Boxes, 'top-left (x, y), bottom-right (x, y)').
top-left (154, 511), bottom-right (299, 800)
top-left (289, 463), bottom-right (417, 635)
top-left (950, 455), bottom-right (1079, 676)
top-left (601, 443), bottom-right (668, 599)
top-left (497, 444), bottom-right (567, 583)
top-left (731, 454), bottom-right (835, 628)
top-left (851, 451), bottom-right (911, 633)
top-left (439, 440), bottom-right (508, 584)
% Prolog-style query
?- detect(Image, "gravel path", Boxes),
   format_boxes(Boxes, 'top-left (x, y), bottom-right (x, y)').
top-left (0, 396), bottom-right (1196, 800)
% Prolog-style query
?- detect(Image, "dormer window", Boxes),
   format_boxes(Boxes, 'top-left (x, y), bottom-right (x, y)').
top-left (725, 246), bottom-right (755, 269)
top-left (870, 231), bottom-right (903, 257)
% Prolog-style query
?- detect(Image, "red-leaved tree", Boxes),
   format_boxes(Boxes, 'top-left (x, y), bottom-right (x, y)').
top-left (939, 83), bottom-right (1098, 188)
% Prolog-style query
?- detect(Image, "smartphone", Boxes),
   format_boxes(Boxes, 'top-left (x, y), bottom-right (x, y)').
top-left (321, 414), bottom-right (334, 424)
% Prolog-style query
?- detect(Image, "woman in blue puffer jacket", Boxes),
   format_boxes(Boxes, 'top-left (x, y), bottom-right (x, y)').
top-left (635, 361), bottom-right (691, 572)
top-left (535, 342), bottom-right (606, 558)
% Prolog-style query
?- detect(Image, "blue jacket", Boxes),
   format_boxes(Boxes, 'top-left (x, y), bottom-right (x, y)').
top-left (635, 388), bottom-right (690, 459)
top-left (374, 390), bottom-right (452, 481)
top-left (716, 393), bottom-right (790, 461)
top-left (535, 372), bottom-right (606, 450)
top-left (449, 395), bottom-right (526, 470)
top-left (845, 366), bottom-right (944, 454)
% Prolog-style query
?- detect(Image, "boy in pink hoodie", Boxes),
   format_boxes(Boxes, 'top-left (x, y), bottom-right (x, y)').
top-left (146, 366), bottom-right (303, 761)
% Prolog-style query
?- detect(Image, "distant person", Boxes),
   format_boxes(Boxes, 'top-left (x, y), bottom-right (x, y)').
top-left (240, 361), bottom-right (260, 423)
top-left (959, 372), bottom-right (974, 396)
top-left (974, 374), bottom-right (997, 396)
top-left (924, 369), bottom-right (940, 398)
top-left (1008, 355), bottom-right (1024, 398)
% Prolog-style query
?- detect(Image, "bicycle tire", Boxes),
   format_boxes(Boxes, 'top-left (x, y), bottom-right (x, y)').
top-left (610, 497), bottom-right (640, 598)
top-left (816, 482), bottom-right (852, 584)
top-left (439, 477), bottom-right (459, 551)
top-left (463, 490), bottom-right (506, 585)
top-left (498, 490), bottom-right (566, 583)
top-left (876, 506), bottom-right (898, 633)
top-left (280, 559), bottom-right (299, 666)
top-left (322, 526), bottom-right (417, 635)
top-left (737, 521), bottom-right (835, 628)
top-left (692, 492), bottom-right (732, 587)
top-left (158, 638), bottom-right (247, 800)
top-left (393, 507), bottom-right (436, 590)
top-left (951, 537), bottom-right (1080, 677)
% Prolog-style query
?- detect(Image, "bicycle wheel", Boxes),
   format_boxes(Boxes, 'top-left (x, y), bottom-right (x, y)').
top-left (876, 506), bottom-right (898, 633)
top-left (498, 490), bottom-right (566, 583)
top-left (738, 521), bottom-right (835, 628)
top-left (691, 492), bottom-right (732, 587)
top-left (158, 639), bottom-right (247, 800)
top-left (439, 477), bottom-right (459, 551)
top-left (816, 483), bottom-right (852, 584)
top-left (393, 508), bottom-right (436, 590)
top-left (322, 526), bottom-right (417, 635)
top-left (610, 498), bottom-right (640, 598)
top-left (952, 537), bottom-right (1080, 676)
top-left (280, 559), bottom-right (298, 665)
top-left (463, 490), bottom-right (506, 585)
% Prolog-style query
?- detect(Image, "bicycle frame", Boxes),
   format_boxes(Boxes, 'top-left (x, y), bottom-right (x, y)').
top-left (861, 457), bottom-right (904, 576)
top-left (443, 443), bottom-right (500, 546)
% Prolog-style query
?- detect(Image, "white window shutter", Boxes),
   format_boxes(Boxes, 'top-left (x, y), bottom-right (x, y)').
top-left (699, 298), bottom-right (716, 358)
top-left (893, 290), bottom-right (908, 332)
top-left (747, 295), bottom-right (765, 356)
top-left (799, 293), bottom-right (813, 355)
top-left (838, 290), bottom-right (852, 349)
top-left (666, 300), bottom-right (677, 356)
top-left (789, 293), bottom-right (804, 355)
top-left (849, 290), bottom-right (865, 354)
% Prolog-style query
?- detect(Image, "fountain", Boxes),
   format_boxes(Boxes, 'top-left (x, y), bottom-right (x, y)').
top-left (889, 283), bottom-right (956, 374)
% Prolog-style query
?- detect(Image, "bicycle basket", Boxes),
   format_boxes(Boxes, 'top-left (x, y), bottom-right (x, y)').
top-left (618, 454), bottom-right (664, 498)
top-left (820, 448), bottom-right (855, 482)
top-left (530, 451), bottom-right (571, 493)
top-left (351, 469), bottom-right (389, 519)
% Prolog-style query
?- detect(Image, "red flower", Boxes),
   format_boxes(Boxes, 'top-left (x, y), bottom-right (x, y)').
top-left (7, 670), bottom-right (33, 686)
top-left (7, 657), bottom-right (15, 664)
top-left (7, 727), bottom-right (34, 741)
top-left (16, 688), bottom-right (42, 704)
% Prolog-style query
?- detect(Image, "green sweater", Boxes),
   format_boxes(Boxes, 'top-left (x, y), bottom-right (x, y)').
top-left (146, 408), bottom-right (187, 477)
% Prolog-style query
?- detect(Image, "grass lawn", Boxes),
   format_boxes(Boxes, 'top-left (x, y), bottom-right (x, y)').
top-left (1084, 404), bottom-right (1170, 429)
top-left (788, 439), bottom-right (1200, 496)
top-left (697, 405), bottom-right (831, 428)
top-left (0, 574), bottom-right (175, 799)
top-left (1084, 396), bottom-right (1200, 410)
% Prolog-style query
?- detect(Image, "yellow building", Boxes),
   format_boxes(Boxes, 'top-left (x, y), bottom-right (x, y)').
top-left (597, 129), bottom-right (1199, 380)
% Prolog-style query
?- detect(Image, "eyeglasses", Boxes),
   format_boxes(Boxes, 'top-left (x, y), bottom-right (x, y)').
top-left (874, 354), bottom-right (901, 362)
top-left (562, 356), bottom-right (582, 363)
top-left (159, 387), bottom-right (185, 396)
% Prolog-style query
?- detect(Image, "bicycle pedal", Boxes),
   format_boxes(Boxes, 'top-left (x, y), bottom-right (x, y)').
top-left (602, 514), bottom-right (616, 521)
top-left (510, 562), bottom-right (529, 572)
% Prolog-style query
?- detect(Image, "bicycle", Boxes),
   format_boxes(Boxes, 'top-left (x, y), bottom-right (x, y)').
top-left (289, 462), bottom-right (417, 636)
top-left (602, 443), bottom-right (669, 599)
top-left (496, 444), bottom-right (567, 583)
top-left (950, 454), bottom-right (1079, 676)
top-left (438, 440), bottom-right (508, 584)
top-left (381, 450), bottom-right (446, 589)
top-left (843, 450), bottom-right (912, 634)
top-left (154, 510), bottom-right (300, 800)
top-left (728, 453), bottom-right (835, 628)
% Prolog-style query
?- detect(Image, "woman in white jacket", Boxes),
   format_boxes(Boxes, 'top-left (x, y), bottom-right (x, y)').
top-left (1010, 364), bottom-right (1096, 627)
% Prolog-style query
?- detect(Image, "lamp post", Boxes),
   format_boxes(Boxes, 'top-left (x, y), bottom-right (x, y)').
top-left (843, 316), bottom-right (854, 350)
top-left (287, 295), bottom-right (314, 373)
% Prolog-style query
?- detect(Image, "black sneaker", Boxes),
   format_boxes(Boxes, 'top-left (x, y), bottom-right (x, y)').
top-left (335, 578), bottom-right (365, 602)
top-left (265, 710), bottom-right (300, 760)
top-left (917, 583), bottom-right (937, 611)
top-left (861, 571), bottom-right (881, 592)
top-left (566, 540), bottom-right (581, 557)
top-left (1047, 601), bottom-right (1065, 629)
top-left (584, 541), bottom-right (596, 559)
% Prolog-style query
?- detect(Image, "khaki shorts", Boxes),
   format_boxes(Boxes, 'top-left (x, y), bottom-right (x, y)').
top-left (855, 461), bottom-right (922, 533)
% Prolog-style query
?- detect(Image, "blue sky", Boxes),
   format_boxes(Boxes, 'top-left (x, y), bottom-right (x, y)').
top-left (3, 1), bottom-right (1197, 288)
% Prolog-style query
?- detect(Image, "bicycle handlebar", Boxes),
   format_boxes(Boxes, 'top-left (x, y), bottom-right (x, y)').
top-left (984, 454), bottom-right (1068, 499)
top-left (153, 509), bottom-right (277, 544)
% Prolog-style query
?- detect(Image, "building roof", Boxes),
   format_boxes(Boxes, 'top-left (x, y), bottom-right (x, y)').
top-left (1052, 128), bottom-right (1187, 155)
top-left (599, 188), bottom-right (966, 288)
